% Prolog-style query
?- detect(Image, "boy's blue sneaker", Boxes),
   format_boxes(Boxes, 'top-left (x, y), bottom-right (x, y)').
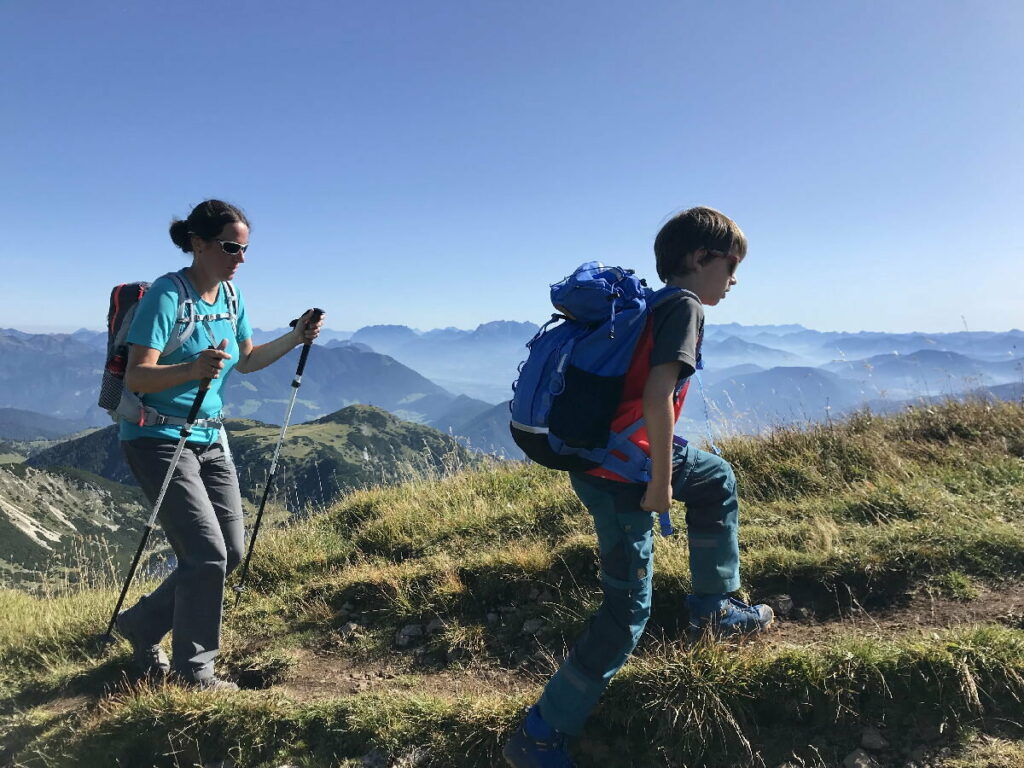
top-left (503, 705), bottom-right (576, 767)
top-left (687, 595), bottom-right (774, 640)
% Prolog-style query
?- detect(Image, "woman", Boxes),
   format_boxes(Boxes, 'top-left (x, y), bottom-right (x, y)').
top-left (115, 199), bottom-right (324, 689)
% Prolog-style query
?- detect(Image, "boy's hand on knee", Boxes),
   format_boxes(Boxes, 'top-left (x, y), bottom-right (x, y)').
top-left (641, 484), bottom-right (672, 514)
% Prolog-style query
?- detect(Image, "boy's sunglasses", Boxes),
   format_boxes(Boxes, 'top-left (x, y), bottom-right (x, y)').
top-left (216, 239), bottom-right (249, 255)
top-left (707, 249), bottom-right (740, 275)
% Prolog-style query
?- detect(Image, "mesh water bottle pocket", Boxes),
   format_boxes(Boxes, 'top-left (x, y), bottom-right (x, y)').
top-left (98, 370), bottom-right (124, 411)
top-left (548, 365), bottom-right (624, 449)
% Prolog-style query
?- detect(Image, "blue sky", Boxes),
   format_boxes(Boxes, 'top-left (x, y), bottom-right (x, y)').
top-left (1, 1), bottom-right (1021, 334)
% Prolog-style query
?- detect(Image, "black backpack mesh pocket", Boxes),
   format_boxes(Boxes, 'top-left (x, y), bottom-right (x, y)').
top-left (548, 365), bottom-right (624, 450)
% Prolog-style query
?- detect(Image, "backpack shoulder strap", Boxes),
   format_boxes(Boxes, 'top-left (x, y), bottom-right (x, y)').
top-left (650, 285), bottom-right (697, 308)
top-left (223, 280), bottom-right (239, 334)
top-left (162, 271), bottom-right (197, 356)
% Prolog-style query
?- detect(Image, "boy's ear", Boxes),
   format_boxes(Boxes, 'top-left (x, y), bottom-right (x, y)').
top-left (686, 248), bottom-right (707, 272)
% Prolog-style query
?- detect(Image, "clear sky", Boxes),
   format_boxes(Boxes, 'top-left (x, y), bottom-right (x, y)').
top-left (1, 1), bottom-right (1021, 335)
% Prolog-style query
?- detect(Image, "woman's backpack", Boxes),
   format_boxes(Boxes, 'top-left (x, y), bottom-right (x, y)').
top-left (98, 272), bottom-right (237, 426)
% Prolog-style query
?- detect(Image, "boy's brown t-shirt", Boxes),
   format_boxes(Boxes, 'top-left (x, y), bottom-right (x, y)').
top-left (651, 291), bottom-right (704, 380)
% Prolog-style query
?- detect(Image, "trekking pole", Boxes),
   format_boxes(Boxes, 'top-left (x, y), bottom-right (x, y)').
top-left (103, 365), bottom-right (215, 643)
top-left (234, 308), bottom-right (323, 605)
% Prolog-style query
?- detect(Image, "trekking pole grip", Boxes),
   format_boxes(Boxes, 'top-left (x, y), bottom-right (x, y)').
top-left (185, 378), bottom-right (213, 424)
top-left (294, 307), bottom-right (324, 379)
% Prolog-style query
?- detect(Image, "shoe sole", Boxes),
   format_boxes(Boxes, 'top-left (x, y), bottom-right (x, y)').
top-left (169, 674), bottom-right (239, 693)
top-left (687, 614), bottom-right (775, 644)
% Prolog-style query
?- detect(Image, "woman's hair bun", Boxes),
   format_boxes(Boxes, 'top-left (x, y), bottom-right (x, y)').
top-left (169, 219), bottom-right (194, 253)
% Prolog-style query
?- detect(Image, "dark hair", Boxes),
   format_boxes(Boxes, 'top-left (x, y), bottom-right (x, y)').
top-left (654, 206), bottom-right (747, 283)
top-left (169, 199), bottom-right (250, 253)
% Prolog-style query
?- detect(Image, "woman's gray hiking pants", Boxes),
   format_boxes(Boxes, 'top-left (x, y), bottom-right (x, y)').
top-left (120, 437), bottom-right (244, 683)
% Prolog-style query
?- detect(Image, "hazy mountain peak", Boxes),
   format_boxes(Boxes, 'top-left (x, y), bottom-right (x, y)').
top-left (471, 321), bottom-right (538, 339)
top-left (311, 403), bottom-right (401, 429)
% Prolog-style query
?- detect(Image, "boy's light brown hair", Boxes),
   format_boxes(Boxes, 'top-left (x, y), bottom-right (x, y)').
top-left (654, 206), bottom-right (747, 283)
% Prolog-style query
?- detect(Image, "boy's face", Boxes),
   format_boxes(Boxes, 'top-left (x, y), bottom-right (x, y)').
top-left (690, 248), bottom-right (742, 306)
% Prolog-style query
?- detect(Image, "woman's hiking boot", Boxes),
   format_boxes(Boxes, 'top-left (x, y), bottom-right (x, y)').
top-left (168, 671), bottom-right (239, 692)
top-left (186, 676), bottom-right (239, 692)
top-left (687, 595), bottom-right (774, 641)
top-left (503, 705), bottom-right (576, 768)
top-left (115, 610), bottom-right (169, 679)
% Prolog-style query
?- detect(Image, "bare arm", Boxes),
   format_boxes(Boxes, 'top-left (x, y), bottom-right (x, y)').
top-left (124, 341), bottom-right (230, 394)
top-left (235, 309), bottom-right (324, 374)
top-left (640, 361), bottom-right (683, 513)
top-left (234, 333), bottom-right (295, 374)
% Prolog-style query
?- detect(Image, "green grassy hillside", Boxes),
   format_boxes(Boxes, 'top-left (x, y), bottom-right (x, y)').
top-left (0, 464), bottom-right (146, 583)
top-left (25, 405), bottom-right (477, 512)
top-left (2, 401), bottom-right (1023, 767)
top-left (227, 404), bottom-right (478, 511)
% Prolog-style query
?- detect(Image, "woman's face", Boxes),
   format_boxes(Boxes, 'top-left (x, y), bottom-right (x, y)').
top-left (194, 222), bottom-right (249, 281)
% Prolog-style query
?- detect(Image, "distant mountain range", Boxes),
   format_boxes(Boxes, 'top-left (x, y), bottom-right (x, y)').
top-left (0, 328), bottom-right (497, 438)
top-left (345, 321), bottom-right (539, 403)
top-left (0, 331), bottom-right (108, 427)
top-left (0, 408), bottom-right (94, 442)
top-left (822, 349), bottom-right (1023, 400)
top-left (704, 325), bottom-right (1024, 366)
top-left (702, 336), bottom-right (805, 368)
top-left (2, 323), bottom-right (1021, 454)
top-left (220, 343), bottom-right (493, 426)
top-left (4, 318), bottom-right (1022, 582)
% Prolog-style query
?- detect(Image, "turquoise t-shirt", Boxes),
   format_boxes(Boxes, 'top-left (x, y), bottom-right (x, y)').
top-left (119, 269), bottom-right (253, 444)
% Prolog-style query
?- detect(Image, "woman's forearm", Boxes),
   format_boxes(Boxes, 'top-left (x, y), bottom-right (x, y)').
top-left (237, 331), bottom-right (301, 374)
top-left (125, 361), bottom-right (198, 393)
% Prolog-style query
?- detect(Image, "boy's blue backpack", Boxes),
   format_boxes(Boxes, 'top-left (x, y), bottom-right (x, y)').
top-left (509, 261), bottom-right (681, 477)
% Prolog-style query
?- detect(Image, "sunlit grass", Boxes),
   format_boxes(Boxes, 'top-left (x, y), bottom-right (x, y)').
top-left (4, 400), bottom-right (1024, 766)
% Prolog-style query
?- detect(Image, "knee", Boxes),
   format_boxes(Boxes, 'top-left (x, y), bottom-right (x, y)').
top-left (688, 458), bottom-right (737, 507)
top-left (705, 458), bottom-right (737, 501)
top-left (601, 580), bottom-right (652, 646)
top-left (684, 460), bottom-right (739, 532)
top-left (193, 553), bottom-right (228, 582)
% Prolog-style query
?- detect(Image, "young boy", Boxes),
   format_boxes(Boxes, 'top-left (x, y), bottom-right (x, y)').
top-left (503, 207), bottom-right (772, 768)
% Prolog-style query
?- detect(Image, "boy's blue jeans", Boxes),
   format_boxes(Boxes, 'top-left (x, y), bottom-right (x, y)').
top-left (537, 444), bottom-right (741, 737)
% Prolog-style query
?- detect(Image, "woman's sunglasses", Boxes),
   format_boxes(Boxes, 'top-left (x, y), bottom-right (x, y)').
top-left (188, 231), bottom-right (250, 256)
top-left (216, 239), bottom-right (249, 255)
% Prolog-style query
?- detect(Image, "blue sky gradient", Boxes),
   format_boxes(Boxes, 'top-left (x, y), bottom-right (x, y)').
top-left (2, 1), bottom-right (1021, 334)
